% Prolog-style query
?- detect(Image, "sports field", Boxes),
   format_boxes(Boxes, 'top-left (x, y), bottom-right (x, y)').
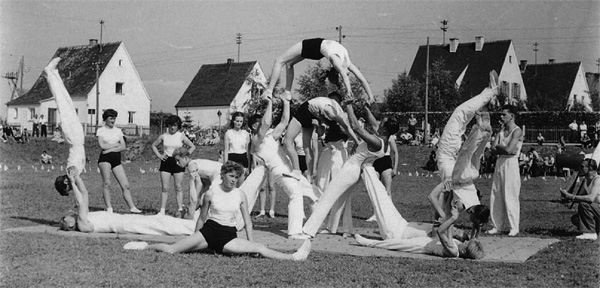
top-left (1, 137), bottom-right (598, 287)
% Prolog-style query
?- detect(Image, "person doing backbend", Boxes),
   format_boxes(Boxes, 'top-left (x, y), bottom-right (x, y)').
top-left (263, 38), bottom-right (373, 102)
top-left (123, 161), bottom-right (311, 261)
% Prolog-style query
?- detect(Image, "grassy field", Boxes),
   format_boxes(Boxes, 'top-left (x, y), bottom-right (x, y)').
top-left (1, 137), bottom-right (599, 287)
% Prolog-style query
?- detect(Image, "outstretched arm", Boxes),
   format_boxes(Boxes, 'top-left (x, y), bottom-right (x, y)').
top-left (428, 181), bottom-right (450, 221)
top-left (329, 56), bottom-right (353, 99)
top-left (348, 63), bottom-right (374, 102)
top-left (436, 205), bottom-right (460, 257)
top-left (270, 97), bottom-right (291, 140)
top-left (67, 169), bottom-right (93, 232)
top-left (252, 98), bottom-right (274, 148)
top-left (344, 105), bottom-right (382, 151)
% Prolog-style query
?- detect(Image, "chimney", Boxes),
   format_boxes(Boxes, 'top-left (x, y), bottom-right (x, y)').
top-left (227, 58), bottom-right (235, 64)
top-left (549, 59), bottom-right (555, 64)
top-left (519, 60), bottom-right (527, 72)
top-left (89, 39), bottom-right (98, 46)
top-left (449, 38), bottom-right (459, 53)
top-left (475, 36), bottom-right (484, 52)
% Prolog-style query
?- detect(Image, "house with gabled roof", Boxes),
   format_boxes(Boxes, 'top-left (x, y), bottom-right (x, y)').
top-left (6, 40), bottom-right (151, 134)
top-left (409, 37), bottom-right (527, 106)
top-left (175, 59), bottom-right (266, 128)
top-left (521, 60), bottom-right (591, 111)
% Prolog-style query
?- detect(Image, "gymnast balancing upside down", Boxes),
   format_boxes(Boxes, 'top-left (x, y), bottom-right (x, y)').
top-left (46, 57), bottom-right (199, 235)
top-left (123, 161), bottom-right (311, 261)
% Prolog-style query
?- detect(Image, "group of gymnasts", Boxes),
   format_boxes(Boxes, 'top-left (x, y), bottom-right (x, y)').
top-left (49, 38), bottom-right (506, 261)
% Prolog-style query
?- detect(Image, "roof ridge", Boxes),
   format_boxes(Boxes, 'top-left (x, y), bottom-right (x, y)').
top-left (58, 41), bottom-right (122, 50)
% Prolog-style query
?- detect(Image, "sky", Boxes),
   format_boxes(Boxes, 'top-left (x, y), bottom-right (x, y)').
top-left (1, 0), bottom-right (598, 116)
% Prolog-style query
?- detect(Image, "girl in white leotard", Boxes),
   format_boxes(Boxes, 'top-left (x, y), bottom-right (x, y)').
top-left (223, 111), bottom-right (250, 187)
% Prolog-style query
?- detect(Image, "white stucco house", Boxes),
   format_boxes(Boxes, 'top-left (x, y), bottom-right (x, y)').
top-left (409, 37), bottom-right (527, 107)
top-left (522, 61), bottom-right (592, 111)
top-left (6, 40), bottom-right (151, 135)
top-left (175, 59), bottom-right (267, 129)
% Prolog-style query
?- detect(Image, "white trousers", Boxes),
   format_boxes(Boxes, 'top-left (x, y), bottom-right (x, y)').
top-left (437, 88), bottom-right (495, 180)
top-left (303, 157), bottom-right (362, 236)
top-left (45, 62), bottom-right (86, 175)
top-left (236, 165), bottom-right (267, 230)
top-left (451, 124), bottom-right (490, 209)
top-left (315, 141), bottom-right (352, 233)
top-left (490, 156), bottom-right (521, 232)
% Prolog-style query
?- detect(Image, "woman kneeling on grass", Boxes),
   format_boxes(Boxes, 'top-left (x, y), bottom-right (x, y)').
top-left (123, 161), bottom-right (312, 261)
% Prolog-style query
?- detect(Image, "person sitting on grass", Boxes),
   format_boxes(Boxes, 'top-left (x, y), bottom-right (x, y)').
top-left (41, 150), bottom-right (53, 164)
top-left (123, 161), bottom-right (312, 261)
top-left (560, 158), bottom-right (600, 240)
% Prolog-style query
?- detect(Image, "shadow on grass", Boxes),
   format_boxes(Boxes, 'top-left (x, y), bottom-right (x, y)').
top-left (524, 226), bottom-right (579, 238)
top-left (10, 216), bottom-right (59, 226)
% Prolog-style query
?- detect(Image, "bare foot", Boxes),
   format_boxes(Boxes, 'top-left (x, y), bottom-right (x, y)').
top-left (475, 111), bottom-right (492, 132)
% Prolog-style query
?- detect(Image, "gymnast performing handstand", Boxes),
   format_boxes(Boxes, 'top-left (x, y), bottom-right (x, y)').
top-left (47, 57), bottom-right (199, 236)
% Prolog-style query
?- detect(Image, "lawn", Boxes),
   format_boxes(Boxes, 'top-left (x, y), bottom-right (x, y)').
top-left (1, 137), bottom-right (598, 287)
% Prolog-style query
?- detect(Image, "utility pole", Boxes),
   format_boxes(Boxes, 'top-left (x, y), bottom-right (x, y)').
top-left (99, 20), bottom-right (104, 52)
top-left (336, 25), bottom-right (345, 43)
top-left (440, 20), bottom-right (449, 45)
top-left (93, 61), bottom-right (101, 133)
top-left (596, 58), bottom-right (600, 73)
top-left (236, 33), bottom-right (242, 62)
top-left (425, 37), bottom-right (430, 144)
top-left (533, 42), bottom-right (539, 75)
top-left (19, 56), bottom-right (24, 92)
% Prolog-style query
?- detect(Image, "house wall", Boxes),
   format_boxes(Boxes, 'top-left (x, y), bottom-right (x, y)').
top-left (228, 62), bottom-right (267, 114)
top-left (499, 42), bottom-right (527, 104)
top-left (87, 44), bottom-right (151, 128)
top-left (7, 98), bottom-right (87, 130)
top-left (177, 105), bottom-right (230, 129)
top-left (567, 64), bottom-right (592, 111)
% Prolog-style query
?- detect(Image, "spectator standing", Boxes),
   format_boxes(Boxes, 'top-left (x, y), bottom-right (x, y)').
top-left (536, 133), bottom-right (545, 146)
top-left (30, 114), bottom-right (40, 137)
top-left (39, 115), bottom-right (47, 137)
top-left (588, 123), bottom-right (597, 148)
top-left (580, 121), bottom-right (588, 139)
top-left (569, 120), bottom-right (578, 143)
top-left (408, 114), bottom-right (417, 139)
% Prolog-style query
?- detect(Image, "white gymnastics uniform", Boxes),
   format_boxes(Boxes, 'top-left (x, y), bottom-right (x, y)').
top-left (490, 127), bottom-right (523, 233)
top-left (320, 40), bottom-right (351, 69)
top-left (87, 211), bottom-right (196, 235)
top-left (253, 135), bottom-right (320, 235)
top-left (45, 63), bottom-right (85, 175)
top-left (437, 88), bottom-right (496, 180)
top-left (450, 123), bottom-right (491, 210)
top-left (162, 131), bottom-right (184, 157)
top-left (303, 140), bottom-right (384, 236)
top-left (315, 140), bottom-right (351, 233)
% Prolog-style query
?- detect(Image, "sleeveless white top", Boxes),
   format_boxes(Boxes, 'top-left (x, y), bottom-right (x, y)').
top-left (163, 131), bottom-right (184, 157)
top-left (225, 129), bottom-right (249, 154)
top-left (498, 127), bottom-right (523, 159)
top-left (254, 135), bottom-right (293, 176)
top-left (208, 185), bottom-right (243, 227)
top-left (320, 40), bottom-right (350, 69)
top-left (307, 97), bottom-right (345, 122)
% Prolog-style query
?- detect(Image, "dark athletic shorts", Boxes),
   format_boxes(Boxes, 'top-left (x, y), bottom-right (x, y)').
top-left (373, 155), bottom-right (392, 175)
top-left (98, 152), bottom-right (122, 169)
top-left (298, 155), bottom-right (307, 173)
top-left (228, 153), bottom-right (249, 168)
top-left (159, 156), bottom-right (185, 174)
top-left (293, 101), bottom-right (317, 128)
top-left (301, 38), bottom-right (324, 60)
top-left (200, 219), bottom-right (237, 254)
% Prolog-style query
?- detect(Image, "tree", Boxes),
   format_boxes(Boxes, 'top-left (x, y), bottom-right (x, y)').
top-left (383, 71), bottom-right (422, 112)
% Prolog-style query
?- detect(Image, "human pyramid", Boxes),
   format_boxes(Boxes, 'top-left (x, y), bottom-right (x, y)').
top-left (49, 38), bottom-right (527, 261)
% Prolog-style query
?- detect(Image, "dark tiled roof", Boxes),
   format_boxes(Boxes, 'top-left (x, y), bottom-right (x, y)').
top-left (408, 40), bottom-right (511, 97)
top-left (7, 42), bottom-right (122, 106)
top-left (522, 62), bottom-right (581, 102)
top-left (175, 61), bottom-right (258, 108)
